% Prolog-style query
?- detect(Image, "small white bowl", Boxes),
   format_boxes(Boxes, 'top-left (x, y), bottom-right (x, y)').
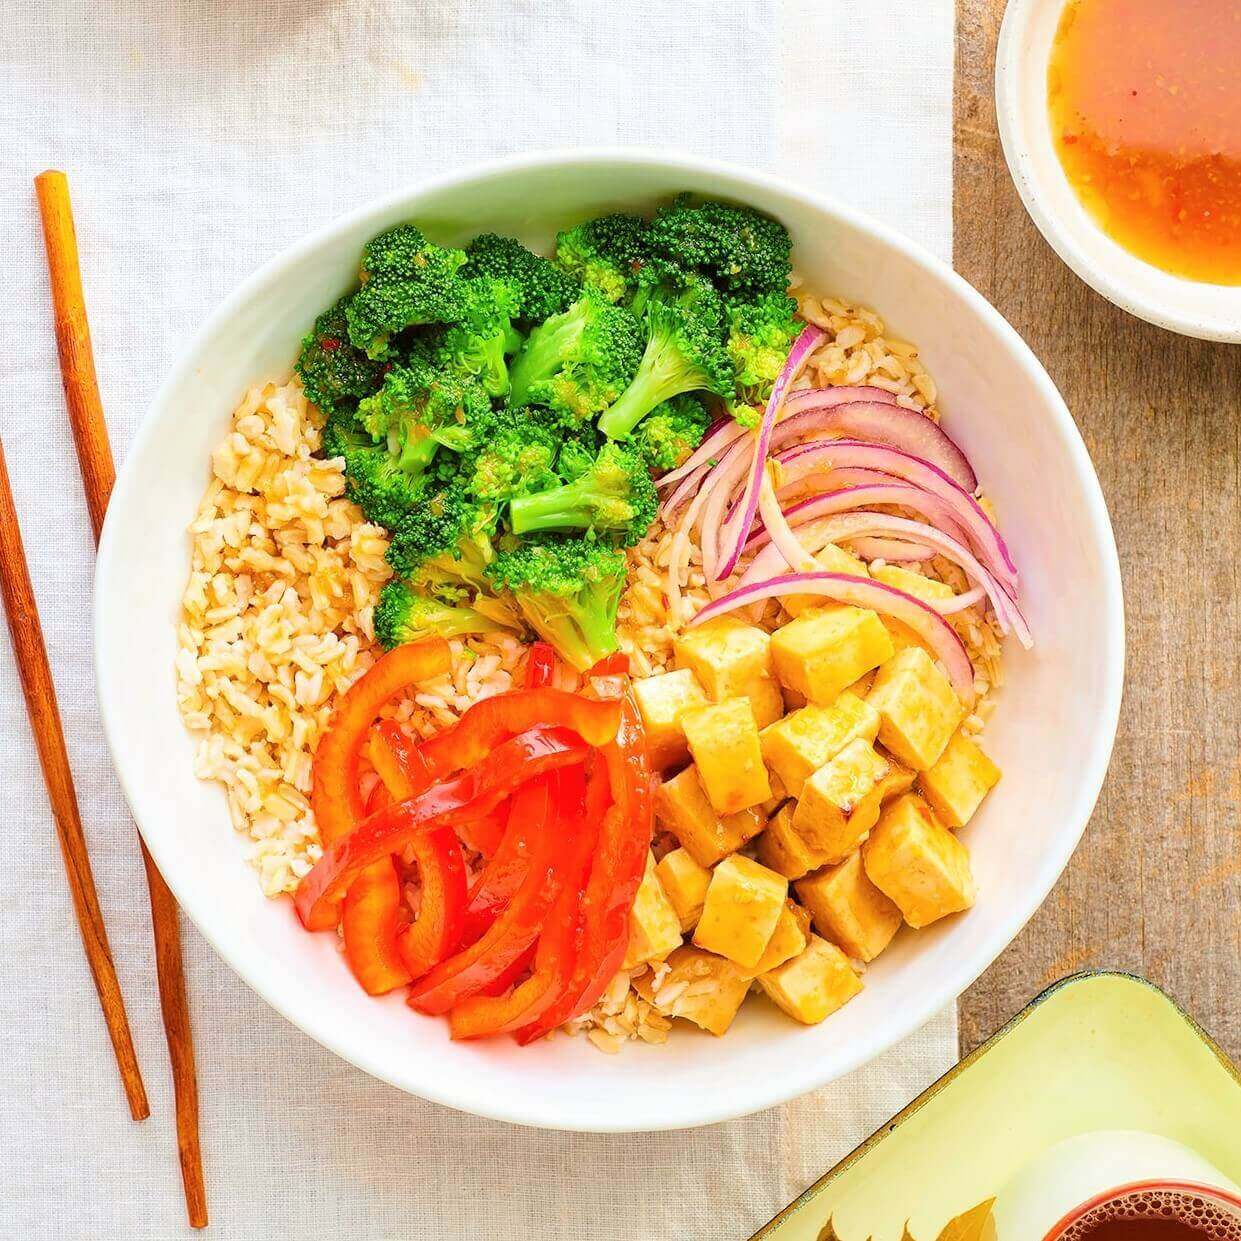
top-left (996, 0), bottom-right (1241, 342)
top-left (95, 149), bottom-right (1124, 1132)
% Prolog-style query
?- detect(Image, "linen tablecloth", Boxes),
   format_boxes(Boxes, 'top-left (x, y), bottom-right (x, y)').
top-left (1, 2), bottom-right (954, 1235)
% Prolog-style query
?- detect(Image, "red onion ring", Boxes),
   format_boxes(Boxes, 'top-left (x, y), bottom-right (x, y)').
top-left (849, 536), bottom-right (936, 562)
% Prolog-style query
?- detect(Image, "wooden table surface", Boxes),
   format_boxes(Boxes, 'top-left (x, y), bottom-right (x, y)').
top-left (953, 1), bottom-right (1240, 1059)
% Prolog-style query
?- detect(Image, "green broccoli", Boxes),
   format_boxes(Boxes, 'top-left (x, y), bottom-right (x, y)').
top-left (648, 196), bottom-right (793, 296)
top-left (384, 482), bottom-right (498, 590)
top-left (629, 394), bottom-right (712, 472)
top-left (356, 359), bottom-right (494, 475)
top-left (346, 224), bottom-right (470, 359)
top-left (486, 536), bottom-right (628, 670)
top-left (373, 579), bottom-right (502, 649)
top-left (294, 297), bottom-right (387, 416)
top-left (461, 233), bottom-right (580, 323)
top-left (462, 405), bottom-right (563, 504)
top-left (508, 289), bottom-right (642, 424)
top-left (508, 442), bottom-right (656, 545)
top-left (596, 287), bottom-right (735, 441)
top-left (726, 290), bottom-right (801, 404)
top-left (321, 414), bottom-right (431, 528)
top-left (553, 213), bottom-right (654, 304)
top-left (427, 277), bottom-right (523, 396)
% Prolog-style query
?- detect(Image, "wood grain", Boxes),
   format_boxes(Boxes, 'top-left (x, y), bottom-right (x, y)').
top-left (35, 169), bottom-right (207, 1229)
top-left (0, 439), bottom-right (149, 1122)
top-left (954, 2), bottom-right (1240, 1057)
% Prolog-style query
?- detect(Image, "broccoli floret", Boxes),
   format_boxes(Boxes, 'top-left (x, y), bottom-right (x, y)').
top-left (726, 290), bottom-right (801, 404)
top-left (320, 414), bottom-right (430, 528)
top-left (596, 287), bottom-right (735, 441)
top-left (461, 405), bottom-right (562, 504)
top-left (356, 359), bottom-right (494, 476)
top-left (508, 290), bottom-right (642, 424)
top-left (384, 482), bottom-right (499, 590)
top-left (346, 224), bottom-right (470, 359)
top-left (508, 442), bottom-right (656, 546)
top-left (425, 277), bottom-right (523, 396)
top-left (461, 233), bottom-right (580, 323)
top-left (374, 579), bottom-right (502, 649)
top-left (730, 403), bottom-right (763, 430)
top-left (629, 394), bottom-right (711, 472)
top-left (553, 213), bottom-right (654, 304)
top-left (294, 298), bottom-right (387, 416)
top-left (555, 437), bottom-right (597, 483)
top-left (486, 536), bottom-right (627, 671)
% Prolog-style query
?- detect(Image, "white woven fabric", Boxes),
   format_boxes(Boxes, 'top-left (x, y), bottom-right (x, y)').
top-left (0, 1), bottom-right (954, 1235)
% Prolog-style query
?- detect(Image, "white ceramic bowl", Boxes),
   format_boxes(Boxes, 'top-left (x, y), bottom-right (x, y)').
top-left (996, 0), bottom-right (1241, 342)
top-left (96, 150), bottom-right (1124, 1132)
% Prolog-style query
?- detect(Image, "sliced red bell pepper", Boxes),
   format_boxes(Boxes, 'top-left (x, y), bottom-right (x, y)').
top-left (295, 726), bottom-right (589, 931)
top-left (524, 641), bottom-right (558, 689)
top-left (515, 692), bottom-right (652, 1043)
top-left (340, 860), bottom-right (412, 994)
top-left (417, 689), bottom-right (620, 776)
top-left (407, 765), bottom-right (588, 1016)
top-left (449, 760), bottom-right (608, 1040)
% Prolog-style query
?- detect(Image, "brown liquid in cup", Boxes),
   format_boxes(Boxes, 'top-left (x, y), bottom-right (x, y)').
top-left (1059, 1187), bottom-right (1241, 1241)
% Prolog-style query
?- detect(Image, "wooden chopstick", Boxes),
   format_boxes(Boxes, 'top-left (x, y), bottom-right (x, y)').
top-left (0, 438), bottom-right (150, 1122)
top-left (34, 169), bottom-right (208, 1230)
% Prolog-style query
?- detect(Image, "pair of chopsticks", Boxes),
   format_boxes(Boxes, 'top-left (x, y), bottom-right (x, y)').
top-left (0, 171), bottom-right (208, 1227)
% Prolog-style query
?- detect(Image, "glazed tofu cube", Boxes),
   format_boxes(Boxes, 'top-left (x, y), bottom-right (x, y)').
top-left (739, 903), bottom-right (808, 978)
top-left (866, 647), bottom-right (965, 770)
top-left (784, 545), bottom-right (870, 618)
top-left (873, 754), bottom-right (917, 804)
top-left (747, 674), bottom-right (786, 729)
top-left (761, 769), bottom-right (789, 817)
top-left (636, 946), bottom-right (751, 1036)
top-left (918, 731), bottom-right (1001, 828)
top-left (792, 738), bottom-right (891, 864)
top-left (862, 794), bottom-right (977, 928)
top-left (845, 669), bottom-right (877, 698)
top-left (674, 616), bottom-right (774, 701)
top-left (655, 847), bottom-right (713, 932)
top-left (756, 802), bottom-right (821, 880)
top-left (653, 766), bottom-right (766, 867)
top-left (622, 851), bottom-right (684, 969)
top-left (694, 854), bottom-right (789, 969)
top-left (759, 934), bottom-right (862, 1024)
top-left (796, 852), bottom-right (902, 962)
top-left (631, 668), bottom-right (708, 770)
top-left (760, 692), bottom-right (881, 798)
top-left (682, 698), bottom-right (771, 816)
top-left (871, 565), bottom-right (956, 654)
top-left (771, 606), bottom-right (894, 704)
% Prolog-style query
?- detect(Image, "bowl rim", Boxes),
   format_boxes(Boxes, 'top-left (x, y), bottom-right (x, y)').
top-left (995, 0), bottom-right (1241, 344)
top-left (95, 146), bottom-right (1126, 1131)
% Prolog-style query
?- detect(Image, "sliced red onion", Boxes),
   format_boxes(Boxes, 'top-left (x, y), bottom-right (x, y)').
top-left (758, 470), bottom-right (818, 573)
top-left (776, 439), bottom-right (1019, 592)
top-left (782, 384), bottom-right (901, 411)
top-left (691, 571), bottom-right (977, 708)
top-left (715, 325), bottom-right (826, 581)
top-left (656, 418), bottom-right (747, 490)
top-left (698, 435), bottom-right (756, 582)
top-left (778, 393), bottom-right (977, 490)
top-left (849, 536), bottom-right (936, 563)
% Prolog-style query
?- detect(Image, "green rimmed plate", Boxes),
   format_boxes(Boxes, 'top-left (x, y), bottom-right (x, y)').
top-left (753, 971), bottom-right (1241, 1241)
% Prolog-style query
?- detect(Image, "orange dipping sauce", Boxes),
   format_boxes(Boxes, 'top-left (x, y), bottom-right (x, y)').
top-left (1047, 0), bottom-right (1241, 285)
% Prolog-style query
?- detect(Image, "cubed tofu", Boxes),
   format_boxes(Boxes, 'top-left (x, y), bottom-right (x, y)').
top-left (862, 794), bottom-right (977, 928)
top-left (792, 738), bottom-right (891, 864)
top-left (871, 565), bottom-right (957, 655)
top-left (873, 753), bottom-right (917, 804)
top-left (622, 851), bottom-right (684, 969)
top-left (845, 669), bottom-right (877, 698)
top-left (756, 802), bottom-right (821, 880)
top-left (761, 768), bottom-right (789, 817)
top-left (682, 698), bottom-right (771, 816)
top-left (694, 854), bottom-right (789, 969)
top-left (674, 616), bottom-right (775, 701)
top-left (759, 934), bottom-right (863, 1024)
top-left (635, 946), bottom-right (751, 1036)
top-left (760, 693), bottom-right (881, 798)
top-left (747, 674), bottom-right (786, 729)
top-left (918, 731), bottom-right (1001, 828)
top-left (739, 903), bottom-right (808, 978)
top-left (655, 847), bottom-right (713, 932)
top-left (796, 852), bottom-right (902, 962)
top-left (771, 606), bottom-right (895, 703)
top-left (866, 647), bottom-right (965, 770)
top-left (631, 668), bottom-right (708, 770)
top-left (784, 545), bottom-right (871, 618)
top-left (653, 765), bottom-right (766, 867)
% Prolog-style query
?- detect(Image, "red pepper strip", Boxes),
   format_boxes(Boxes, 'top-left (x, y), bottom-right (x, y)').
top-left (587, 652), bottom-right (630, 678)
top-left (459, 777), bottom-right (551, 944)
top-left (295, 727), bottom-right (589, 932)
top-left (515, 693), bottom-right (652, 1043)
top-left (477, 944), bottom-right (534, 997)
top-left (340, 861), bottom-right (413, 995)
top-left (524, 641), bottom-right (558, 689)
top-left (363, 778), bottom-right (391, 816)
top-left (407, 765), bottom-right (587, 1016)
top-left (368, 722), bottom-right (469, 981)
top-left (311, 638), bottom-right (451, 840)
top-left (456, 801), bottom-right (509, 858)
top-left (449, 761), bottom-right (609, 1040)
top-left (417, 689), bottom-right (620, 777)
